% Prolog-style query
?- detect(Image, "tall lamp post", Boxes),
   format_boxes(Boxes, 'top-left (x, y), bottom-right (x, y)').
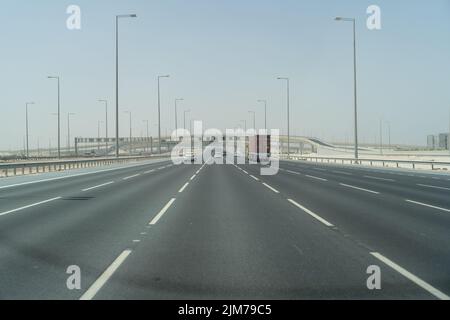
top-left (25, 102), bottom-right (35, 158)
top-left (257, 99), bottom-right (267, 130)
top-left (335, 17), bottom-right (359, 160)
top-left (124, 111), bottom-right (132, 155)
top-left (277, 77), bottom-right (290, 157)
top-left (175, 98), bottom-right (184, 139)
top-left (143, 120), bottom-right (149, 153)
top-left (47, 76), bottom-right (61, 159)
top-left (157, 75), bottom-right (170, 154)
top-left (248, 111), bottom-right (256, 130)
top-left (67, 113), bottom-right (75, 155)
top-left (115, 14), bottom-right (137, 158)
top-left (184, 109), bottom-right (191, 132)
top-left (99, 99), bottom-right (108, 155)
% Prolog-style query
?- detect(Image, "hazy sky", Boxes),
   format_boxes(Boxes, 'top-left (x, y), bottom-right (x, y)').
top-left (0, 0), bottom-right (449, 150)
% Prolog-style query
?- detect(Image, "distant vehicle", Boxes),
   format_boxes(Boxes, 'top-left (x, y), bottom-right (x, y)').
top-left (248, 135), bottom-right (271, 164)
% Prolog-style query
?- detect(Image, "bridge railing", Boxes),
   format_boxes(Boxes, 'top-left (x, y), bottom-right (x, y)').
top-left (285, 155), bottom-right (450, 172)
top-left (0, 155), bottom-right (170, 178)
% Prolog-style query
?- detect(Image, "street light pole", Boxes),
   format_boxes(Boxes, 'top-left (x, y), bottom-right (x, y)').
top-left (175, 98), bottom-right (184, 139)
top-left (115, 14), bottom-right (137, 158)
top-left (143, 120), bottom-right (149, 153)
top-left (277, 77), bottom-right (290, 157)
top-left (240, 120), bottom-right (247, 132)
top-left (99, 99), bottom-right (108, 155)
top-left (67, 113), bottom-right (75, 155)
top-left (184, 110), bottom-right (191, 132)
top-left (25, 102), bottom-right (35, 158)
top-left (157, 75), bottom-right (170, 154)
top-left (47, 76), bottom-right (61, 159)
top-left (335, 17), bottom-right (359, 160)
top-left (124, 111), bottom-right (132, 155)
top-left (257, 100), bottom-right (267, 130)
top-left (248, 111), bottom-right (256, 130)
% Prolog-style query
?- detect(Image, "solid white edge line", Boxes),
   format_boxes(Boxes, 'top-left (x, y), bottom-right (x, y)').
top-left (190, 175), bottom-right (196, 181)
top-left (144, 169), bottom-right (155, 174)
top-left (82, 181), bottom-right (114, 192)
top-left (370, 252), bottom-right (450, 300)
top-left (287, 199), bottom-right (334, 227)
top-left (262, 183), bottom-right (280, 194)
top-left (417, 184), bottom-right (450, 191)
top-left (0, 197), bottom-right (62, 217)
top-left (149, 198), bottom-right (176, 225)
top-left (0, 160), bottom-right (170, 190)
top-left (178, 182), bottom-right (189, 193)
top-left (305, 175), bottom-right (328, 182)
top-left (340, 183), bottom-right (379, 194)
top-left (405, 199), bottom-right (450, 213)
top-left (79, 250), bottom-right (132, 300)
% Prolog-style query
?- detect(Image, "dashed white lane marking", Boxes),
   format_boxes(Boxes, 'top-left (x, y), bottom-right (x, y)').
top-left (80, 250), bottom-right (132, 300)
top-left (250, 175), bottom-right (260, 181)
top-left (340, 183), bottom-right (380, 194)
top-left (405, 200), bottom-right (450, 213)
top-left (82, 181), bottom-right (114, 192)
top-left (149, 198), bottom-right (176, 225)
top-left (287, 199), bottom-right (334, 227)
top-left (417, 184), bottom-right (450, 191)
top-left (242, 170), bottom-right (249, 175)
top-left (133, 240), bottom-right (141, 243)
top-left (123, 174), bottom-right (140, 180)
top-left (144, 169), bottom-right (155, 174)
top-left (370, 252), bottom-right (450, 300)
top-left (305, 175), bottom-right (328, 182)
top-left (190, 175), bottom-right (196, 181)
top-left (262, 183), bottom-right (280, 194)
top-left (286, 170), bottom-right (301, 175)
top-left (157, 167), bottom-right (166, 170)
top-left (178, 183), bottom-right (189, 193)
top-left (332, 170), bottom-right (353, 176)
top-left (364, 176), bottom-right (395, 182)
top-left (0, 197), bottom-right (62, 217)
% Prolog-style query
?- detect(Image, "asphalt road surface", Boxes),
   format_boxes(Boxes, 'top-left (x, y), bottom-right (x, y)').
top-left (0, 158), bottom-right (449, 300)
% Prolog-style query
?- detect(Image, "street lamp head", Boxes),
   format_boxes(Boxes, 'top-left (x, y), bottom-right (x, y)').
top-left (335, 17), bottom-right (354, 22)
top-left (159, 75), bottom-right (170, 79)
top-left (117, 14), bottom-right (137, 18)
top-left (47, 76), bottom-right (58, 79)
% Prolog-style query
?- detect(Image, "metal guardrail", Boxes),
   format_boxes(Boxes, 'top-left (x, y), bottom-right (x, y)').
top-left (0, 155), bottom-right (170, 178)
top-left (286, 155), bottom-right (450, 171)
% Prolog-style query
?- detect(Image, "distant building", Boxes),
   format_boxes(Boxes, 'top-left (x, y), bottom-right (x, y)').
top-left (427, 135), bottom-right (437, 149)
top-left (438, 133), bottom-right (449, 150)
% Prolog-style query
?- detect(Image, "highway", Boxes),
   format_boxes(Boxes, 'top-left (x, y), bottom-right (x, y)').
top-left (0, 158), bottom-right (449, 299)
